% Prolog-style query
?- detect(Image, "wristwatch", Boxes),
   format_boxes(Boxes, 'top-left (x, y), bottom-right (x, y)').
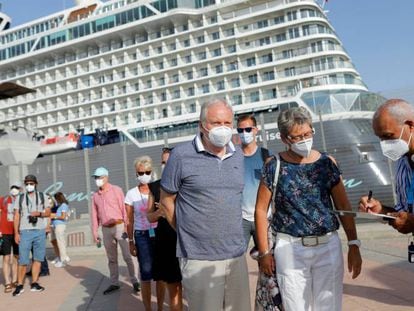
top-left (347, 239), bottom-right (361, 247)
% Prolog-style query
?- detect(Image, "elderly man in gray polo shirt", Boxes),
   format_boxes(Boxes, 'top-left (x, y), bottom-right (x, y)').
top-left (160, 99), bottom-right (250, 311)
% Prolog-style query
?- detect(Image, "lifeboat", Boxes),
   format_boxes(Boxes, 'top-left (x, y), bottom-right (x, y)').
top-left (40, 133), bottom-right (79, 155)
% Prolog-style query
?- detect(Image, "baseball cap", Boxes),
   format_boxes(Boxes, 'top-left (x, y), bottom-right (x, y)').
top-left (92, 167), bottom-right (109, 177)
top-left (10, 181), bottom-right (22, 189)
top-left (24, 174), bottom-right (38, 184)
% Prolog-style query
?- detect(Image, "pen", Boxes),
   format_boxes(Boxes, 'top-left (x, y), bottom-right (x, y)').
top-left (367, 190), bottom-right (372, 202)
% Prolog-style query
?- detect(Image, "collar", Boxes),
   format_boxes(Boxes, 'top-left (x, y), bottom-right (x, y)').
top-left (194, 134), bottom-right (236, 158)
top-left (98, 183), bottom-right (112, 194)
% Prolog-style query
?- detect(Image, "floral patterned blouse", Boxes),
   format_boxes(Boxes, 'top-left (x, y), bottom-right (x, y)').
top-left (262, 152), bottom-right (341, 237)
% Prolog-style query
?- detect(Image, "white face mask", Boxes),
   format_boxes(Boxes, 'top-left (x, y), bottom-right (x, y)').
top-left (205, 126), bottom-right (233, 148)
top-left (10, 188), bottom-right (19, 196)
top-left (291, 138), bottom-right (313, 158)
top-left (25, 184), bottom-right (35, 193)
top-left (95, 178), bottom-right (105, 188)
top-left (137, 174), bottom-right (151, 185)
top-left (239, 132), bottom-right (254, 145)
top-left (380, 127), bottom-right (411, 161)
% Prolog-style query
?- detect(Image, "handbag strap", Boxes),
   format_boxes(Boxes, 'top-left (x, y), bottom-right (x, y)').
top-left (270, 154), bottom-right (280, 216)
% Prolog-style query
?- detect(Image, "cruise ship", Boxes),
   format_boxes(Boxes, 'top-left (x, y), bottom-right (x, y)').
top-left (0, 0), bottom-right (392, 217)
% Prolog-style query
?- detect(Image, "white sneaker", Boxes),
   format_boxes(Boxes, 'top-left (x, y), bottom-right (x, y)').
top-left (51, 257), bottom-right (60, 264)
top-left (54, 261), bottom-right (66, 268)
top-left (63, 256), bottom-right (70, 263)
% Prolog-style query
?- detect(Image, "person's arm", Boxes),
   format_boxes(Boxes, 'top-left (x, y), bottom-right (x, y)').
top-left (147, 193), bottom-right (165, 223)
top-left (359, 195), bottom-right (394, 214)
top-left (14, 209), bottom-right (20, 244)
top-left (117, 188), bottom-right (128, 233)
top-left (160, 189), bottom-right (177, 230)
top-left (91, 195), bottom-right (99, 243)
top-left (125, 203), bottom-right (137, 256)
top-left (254, 180), bottom-right (274, 276)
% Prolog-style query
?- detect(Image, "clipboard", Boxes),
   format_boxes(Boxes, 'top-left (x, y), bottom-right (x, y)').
top-left (333, 210), bottom-right (397, 220)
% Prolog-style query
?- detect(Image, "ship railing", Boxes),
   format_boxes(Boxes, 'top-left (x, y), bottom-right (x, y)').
top-left (300, 75), bottom-right (366, 89)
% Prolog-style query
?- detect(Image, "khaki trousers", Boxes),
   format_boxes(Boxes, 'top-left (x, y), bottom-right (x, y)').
top-left (180, 254), bottom-right (251, 311)
top-left (102, 223), bottom-right (138, 286)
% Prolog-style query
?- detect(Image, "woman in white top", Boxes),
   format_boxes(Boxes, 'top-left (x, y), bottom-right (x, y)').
top-left (126, 155), bottom-right (165, 311)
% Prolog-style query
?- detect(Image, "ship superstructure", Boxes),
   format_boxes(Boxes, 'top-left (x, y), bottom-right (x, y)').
top-left (0, 0), bottom-right (380, 139)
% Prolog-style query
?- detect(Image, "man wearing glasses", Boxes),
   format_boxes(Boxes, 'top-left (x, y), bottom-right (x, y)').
top-left (12, 175), bottom-right (51, 296)
top-left (236, 114), bottom-right (271, 250)
top-left (91, 167), bottom-right (139, 295)
top-left (161, 99), bottom-right (250, 311)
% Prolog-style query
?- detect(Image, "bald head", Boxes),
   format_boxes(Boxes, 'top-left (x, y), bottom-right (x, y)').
top-left (372, 99), bottom-right (414, 150)
top-left (373, 99), bottom-right (414, 124)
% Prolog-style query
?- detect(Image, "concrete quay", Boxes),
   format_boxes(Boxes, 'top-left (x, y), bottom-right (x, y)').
top-left (0, 221), bottom-right (413, 310)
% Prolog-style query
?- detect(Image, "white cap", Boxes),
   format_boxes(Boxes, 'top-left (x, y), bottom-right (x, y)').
top-left (10, 181), bottom-right (22, 188)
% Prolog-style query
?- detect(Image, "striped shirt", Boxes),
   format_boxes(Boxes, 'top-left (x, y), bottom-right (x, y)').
top-left (395, 156), bottom-right (413, 212)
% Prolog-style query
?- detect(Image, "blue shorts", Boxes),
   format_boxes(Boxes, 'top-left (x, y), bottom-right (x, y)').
top-left (134, 230), bottom-right (155, 281)
top-left (18, 229), bottom-right (46, 265)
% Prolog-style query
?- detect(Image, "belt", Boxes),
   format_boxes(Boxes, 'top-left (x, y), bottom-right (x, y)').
top-left (277, 232), bottom-right (334, 247)
top-left (103, 219), bottom-right (123, 228)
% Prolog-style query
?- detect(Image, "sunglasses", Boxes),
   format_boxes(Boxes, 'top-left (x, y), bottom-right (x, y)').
top-left (136, 171), bottom-right (151, 176)
top-left (237, 127), bottom-right (253, 133)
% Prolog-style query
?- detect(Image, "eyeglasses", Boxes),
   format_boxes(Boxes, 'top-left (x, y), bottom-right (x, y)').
top-left (136, 171), bottom-right (151, 176)
top-left (287, 129), bottom-right (314, 142)
top-left (237, 127), bottom-right (254, 134)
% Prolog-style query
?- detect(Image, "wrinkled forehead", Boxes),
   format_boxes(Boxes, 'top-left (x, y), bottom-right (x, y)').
top-left (372, 112), bottom-right (401, 137)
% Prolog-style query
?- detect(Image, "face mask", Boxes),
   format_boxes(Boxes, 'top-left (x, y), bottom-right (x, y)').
top-left (291, 138), bottom-right (313, 158)
top-left (137, 174), bottom-right (151, 185)
top-left (205, 126), bottom-right (233, 148)
top-left (380, 127), bottom-right (411, 161)
top-left (25, 184), bottom-right (35, 193)
top-left (10, 188), bottom-right (19, 196)
top-left (95, 179), bottom-right (105, 188)
top-left (239, 132), bottom-right (254, 145)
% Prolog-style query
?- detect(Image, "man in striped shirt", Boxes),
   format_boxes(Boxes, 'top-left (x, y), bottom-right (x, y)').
top-left (359, 99), bottom-right (414, 233)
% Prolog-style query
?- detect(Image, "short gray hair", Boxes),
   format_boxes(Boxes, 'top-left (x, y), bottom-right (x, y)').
top-left (133, 155), bottom-right (152, 170)
top-left (277, 107), bottom-right (313, 138)
top-left (373, 99), bottom-right (414, 123)
top-left (199, 98), bottom-right (233, 125)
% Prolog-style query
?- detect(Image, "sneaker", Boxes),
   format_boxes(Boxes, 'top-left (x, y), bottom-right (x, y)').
top-left (63, 256), bottom-right (70, 263)
top-left (103, 285), bottom-right (120, 295)
top-left (30, 282), bottom-right (45, 292)
top-left (54, 261), bottom-right (66, 268)
top-left (133, 282), bottom-right (140, 293)
top-left (50, 257), bottom-right (60, 264)
top-left (12, 285), bottom-right (24, 296)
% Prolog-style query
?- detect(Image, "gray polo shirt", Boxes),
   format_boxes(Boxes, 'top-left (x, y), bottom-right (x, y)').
top-left (161, 135), bottom-right (245, 260)
top-left (13, 192), bottom-right (47, 230)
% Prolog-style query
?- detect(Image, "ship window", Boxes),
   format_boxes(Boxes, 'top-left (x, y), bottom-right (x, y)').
top-left (161, 92), bottom-right (167, 101)
top-left (227, 45), bottom-right (236, 53)
top-left (187, 71), bottom-right (193, 80)
top-left (187, 87), bottom-right (195, 96)
top-left (173, 90), bottom-right (181, 99)
top-left (250, 91), bottom-right (260, 102)
top-left (212, 48), bottom-right (221, 57)
top-left (211, 32), bottom-right (220, 40)
top-left (261, 53), bottom-right (273, 63)
top-left (246, 57), bottom-right (256, 67)
top-left (197, 35), bottom-right (205, 44)
top-left (216, 64), bottom-right (223, 73)
top-left (225, 28), bottom-right (235, 37)
top-left (232, 94), bottom-right (242, 105)
top-left (275, 33), bottom-right (286, 42)
top-left (184, 55), bottom-right (192, 63)
top-left (189, 103), bottom-right (196, 113)
top-left (175, 105), bottom-right (182, 116)
top-left (198, 51), bottom-right (206, 60)
top-left (216, 80), bottom-right (225, 91)
top-left (162, 108), bottom-right (168, 118)
top-left (228, 61), bottom-right (238, 71)
top-left (264, 88), bottom-right (277, 100)
top-left (287, 11), bottom-right (297, 21)
top-left (263, 71), bottom-right (275, 81)
top-left (199, 67), bottom-right (208, 77)
top-left (248, 74), bottom-right (258, 84)
top-left (183, 39), bottom-right (190, 47)
top-left (259, 37), bottom-right (270, 46)
top-left (257, 20), bottom-right (268, 29)
top-left (288, 27), bottom-right (300, 39)
top-left (231, 78), bottom-right (240, 88)
top-left (202, 84), bottom-right (210, 94)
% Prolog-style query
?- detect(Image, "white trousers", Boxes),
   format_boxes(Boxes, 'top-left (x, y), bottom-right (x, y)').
top-left (180, 255), bottom-right (251, 311)
top-left (274, 231), bottom-right (344, 311)
top-left (54, 224), bottom-right (68, 261)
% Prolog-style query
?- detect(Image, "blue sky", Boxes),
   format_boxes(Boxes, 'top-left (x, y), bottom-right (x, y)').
top-left (1, 0), bottom-right (413, 99)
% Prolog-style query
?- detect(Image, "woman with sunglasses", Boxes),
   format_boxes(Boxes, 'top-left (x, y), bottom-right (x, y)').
top-left (125, 156), bottom-right (165, 311)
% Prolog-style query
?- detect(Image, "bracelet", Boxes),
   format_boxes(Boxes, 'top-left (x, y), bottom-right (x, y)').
top-left (347, 239), bottom-right (361, 247)
top-left (258, 249), bottom-right (272, 259)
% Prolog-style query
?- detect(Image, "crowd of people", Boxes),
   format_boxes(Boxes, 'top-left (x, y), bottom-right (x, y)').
top-left (1, 97), bottom-right (414, 310)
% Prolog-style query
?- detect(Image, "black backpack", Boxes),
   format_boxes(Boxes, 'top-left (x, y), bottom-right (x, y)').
top-left (260, 147), bottom-right (270, 162)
